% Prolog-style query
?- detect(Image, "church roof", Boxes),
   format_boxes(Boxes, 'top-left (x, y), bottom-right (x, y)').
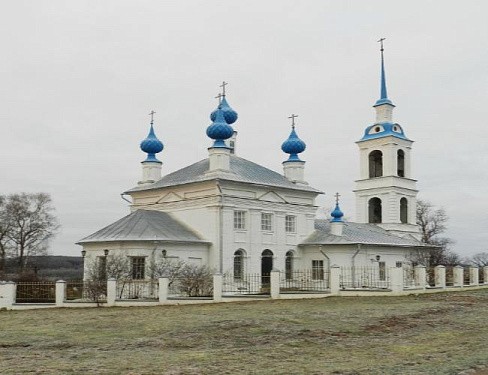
top-left (77, 209), bottom-right (208, 244)
top-left (301, 220), bottom-right (427, 247)
top-left (125, 155), bottom-right (322, 194)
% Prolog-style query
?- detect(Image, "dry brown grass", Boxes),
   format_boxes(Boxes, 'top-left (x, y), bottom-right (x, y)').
top-left (1, 289), bottom-right (488, 374)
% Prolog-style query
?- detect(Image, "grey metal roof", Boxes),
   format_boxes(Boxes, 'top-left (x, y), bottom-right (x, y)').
top-left (300, 220), bottom-right (428, 247)
top-left (125, 155), bottom-right (322, 194)
top-left (77, 210), bottom-right (208, 244)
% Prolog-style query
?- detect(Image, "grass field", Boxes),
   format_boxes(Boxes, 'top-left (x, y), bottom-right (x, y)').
top-left (1, 289), bottom-right (488, 374)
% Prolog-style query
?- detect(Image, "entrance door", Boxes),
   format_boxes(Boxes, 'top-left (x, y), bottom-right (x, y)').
top-left (261, 250), bottom-right (273, 284)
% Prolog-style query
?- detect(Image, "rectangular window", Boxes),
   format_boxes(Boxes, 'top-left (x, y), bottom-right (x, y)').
top-left (234, 210), bottom-right (246, 230)
top-left (379, 261), bottom-right (386, 281)
top-left (312, 260), bottom-right (324, 280)
top-left (261, 213), bottom-right (273, 231)
top-left (131, 257), bottom-right (145, 280)
top-left (285, 215), bottom-right (296, 233)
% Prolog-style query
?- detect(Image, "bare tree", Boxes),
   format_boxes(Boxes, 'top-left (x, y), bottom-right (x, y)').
top-left (0, 195), bottom-right (12, 276)
top-left (178, 263), bottom-right (213, 297)
top-left (4, 193), bottom-right (59, 273)
top-left (413, 199), bottom-right (459, 267)
top-left (149, 257), bottom-right (186, 285)
top-left (468, 252), bottom-right (488, 267)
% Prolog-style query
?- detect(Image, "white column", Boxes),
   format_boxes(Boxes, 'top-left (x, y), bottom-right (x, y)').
top-left (469, 267), bottom-right (479, 286)
top-left (0, 281), bottom-right (16, 310)
top-left (434, 266), bottom-right (446, 289)
top-left (270, 270), bottom-right (280, 299)
top-left (159, 277), bottom-right (169, 303)
top-left (55, 280), bottom-right (66, 307)
top-left (453, 266), bottom-right (463, 287)
top-left (390, 267), bottom-right (403, 293)
top-left (414, 265), bottom-right (426, 289)
top-left (213, 274), bottom-right (223, 302)
top-left (107, 278), bottom-right (116, 306)
top-left (329, 265), bottom-right (341, 295)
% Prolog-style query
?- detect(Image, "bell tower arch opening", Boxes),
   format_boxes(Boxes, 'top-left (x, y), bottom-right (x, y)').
top-left (368, 197), bottom-right (382, 223)
top-left (369, 150), bottom-right (383, 178)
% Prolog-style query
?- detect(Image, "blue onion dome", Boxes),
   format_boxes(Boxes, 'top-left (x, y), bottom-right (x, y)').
top-left (206, 107), bottom-right (234, 147)
top-left (140, 124), bottom-right (164, 162)
top-left (210, 97), bottom-right (238, 124)
top-left (330, 203), bottom-right (344, 223)
top-left (281, 126), bottom-right (306, 161)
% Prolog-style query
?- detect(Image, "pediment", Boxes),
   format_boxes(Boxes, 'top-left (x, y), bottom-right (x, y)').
top-left (157, 191), bottom-right (184, 203)
top-left (257, 191), bottom-right (287, 203)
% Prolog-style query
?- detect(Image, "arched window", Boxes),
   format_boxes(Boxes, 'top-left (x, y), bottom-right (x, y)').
top-left (261, 250), bottom-right (274, 284)
top-left (400, 198), bottom-right (408, 224)
top-left (397, 150), bottom-right (405, 177)
top-left (233, 249), bottom-right (245, 280)
top-left (369, 150), bottom-right (383, 178)
top-left (285, 251), bottom-right (294, 280)
top-left (368, 197), bottom-right (382, 223)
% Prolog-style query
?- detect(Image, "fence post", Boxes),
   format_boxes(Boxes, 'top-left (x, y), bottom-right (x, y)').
top-left (484, 266), bottom-right (488, 285)
top-left (270, 269), bottom-right (280, 299)
top-left (469, 267), bottom-right (479, 286)
top-left (55, 280), bottom-right (66, 307)
top-left (158, 277), bottom-right (169, 303)
top-left (453, 266), bottom-right (463, 287)
top-left (213, 274), bottom-right (223, 302)
top-left (390, 267), bottom-right (403, 293)
top-left (434, 266), bottom-right (446, 289)
top-left (107, 278), bottom-right (116, 306)
top-left (329, 265), bottom-right (341, 295)
top-left (0, 281), bottom-right (16, 310)
top-left (414, 265), bottom-right (426, 289)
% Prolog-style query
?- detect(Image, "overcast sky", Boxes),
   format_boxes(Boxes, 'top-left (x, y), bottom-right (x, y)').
top-left (1, 1), bottom-right (487, 258)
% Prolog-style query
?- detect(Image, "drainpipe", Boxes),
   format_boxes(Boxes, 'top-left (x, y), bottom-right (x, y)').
top-left (120, 193), bottom-right (132, 204)
top-left (216, 181), bottom-right (224, 273)
top-left (319, 245), bottom-right (330, 267)
top-left (351, 244), bottom-right (362, 288)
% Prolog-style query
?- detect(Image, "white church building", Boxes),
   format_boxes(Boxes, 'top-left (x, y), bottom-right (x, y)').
top-left (78, 44), bottom-right (429, 281)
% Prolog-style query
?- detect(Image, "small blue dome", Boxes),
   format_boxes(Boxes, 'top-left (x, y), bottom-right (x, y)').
top-left (330, 203), bottom-right (344, 223)
top-left (140, 124), bottom-right (164, 162)
top-left (207, 107), bottom-right (234, 148)
top-left (281, 127), bottom-right (306, 161)
top-left (210, 97), bottom-right (238, 124)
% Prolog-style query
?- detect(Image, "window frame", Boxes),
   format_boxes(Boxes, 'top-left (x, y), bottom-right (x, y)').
top-left (285, 215), bottom-right (296, 233)
top-left (261, 212), bottom-right (273, 232)
top-left (233, 210), bottom-right (246, 230)
top-left (312, 260), bottom-right (324, 280)
top-left (131, 256), bottom-right (146, 280)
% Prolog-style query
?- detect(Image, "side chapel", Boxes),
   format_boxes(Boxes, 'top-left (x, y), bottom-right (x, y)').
top-left (78, 43), bottom-right (429, 280)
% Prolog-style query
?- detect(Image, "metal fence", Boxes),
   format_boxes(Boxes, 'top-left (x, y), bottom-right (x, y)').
top-left (280, 269), bottom-right (329, 292)
top-left (446, 267), bottom-right (454, 286)
top-left (16, 281), bottom-right (56, 303)
top-left (66, 279), bottom-right (107, 302)
top-left (403, 266), bottom-right (416, 289)
top-left (463, 267), bottom-right (471, 285)
top-left (116, 279), bottom-right (159, 300)
top-left (340, 266), bottom-right (391, 290)
top-left (168, 277), bottom-right (213, 298)
top-left (222, 273), bottom-right (270, 295)
top-left (426, 267), bottom-right (436, 287)
top-left (480, 268), bottom-right (485, 284)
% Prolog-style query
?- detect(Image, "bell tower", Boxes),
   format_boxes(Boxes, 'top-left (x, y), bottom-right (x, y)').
top-left (354, 39), bottom-right (420, 240)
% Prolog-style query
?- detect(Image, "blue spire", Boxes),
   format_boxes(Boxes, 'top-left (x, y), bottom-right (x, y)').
top-left (206, 106), bottom-right (234, 148)
top-left (140, 117), bottom-right (164, 163)
top-left (330, 193), bottom-right (344, 223)
top-left (281, 115), bottom-right (306, 162)
top-left (374, 38), bottom-right (394, 107)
